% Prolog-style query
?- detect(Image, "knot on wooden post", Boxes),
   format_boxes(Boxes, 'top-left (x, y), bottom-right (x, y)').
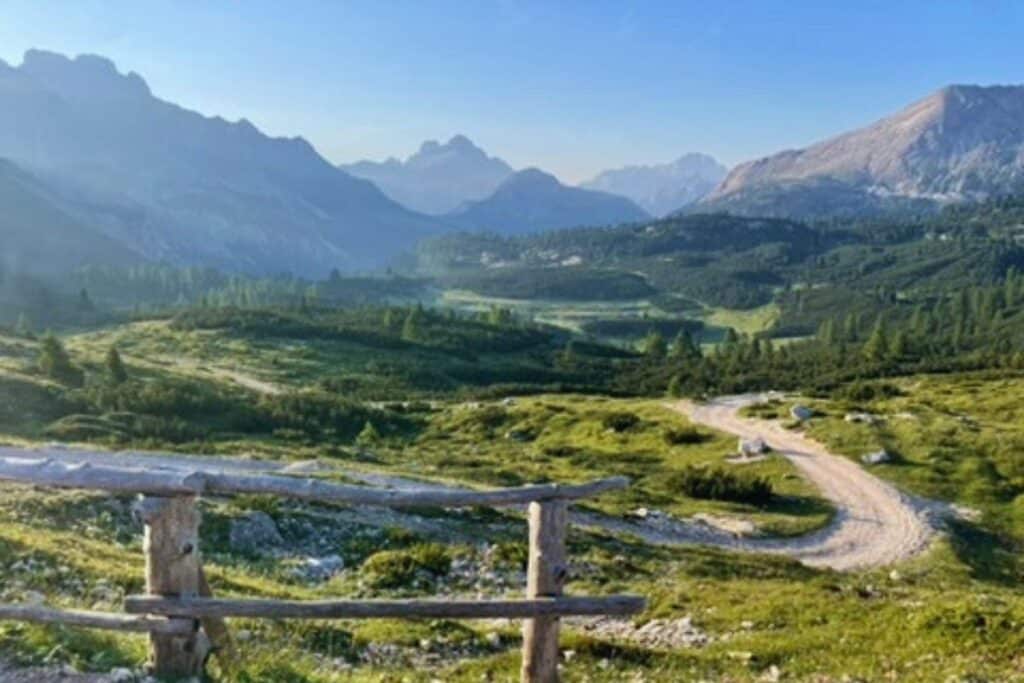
top-left (140, 495), bottom-right (206, 678)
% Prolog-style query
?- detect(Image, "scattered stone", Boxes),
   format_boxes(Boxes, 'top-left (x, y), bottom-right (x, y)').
top-left (229, 511), bottom-right (283, 554)
top-left (577, 615), bottom-right (711, 649)
top-left (861, 450), bottom-right (893, 466)
top-left (844, 412), bottom-right (879, 425)
top-left (295, 554), bottom-right (345, 581)
top-left (693, 513), bottom-right (758, 538)
top-left (790, 405), bottom-right (815, 422)
top-left (738, 437), bottom-right (768, 456)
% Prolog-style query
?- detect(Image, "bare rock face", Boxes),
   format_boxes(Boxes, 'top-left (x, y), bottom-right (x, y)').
top-left (700, 84), bottom-right (1024, 217)
top-left (581, 153), bottom-right (728, 217)
top-left (341, 135), bottom-right (515, 215)
top-left (229, 511), bottom-right (283, 554)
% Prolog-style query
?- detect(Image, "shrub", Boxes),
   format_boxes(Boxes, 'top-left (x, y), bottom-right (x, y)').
top-left (361, 543), bottom-right (452, 589)
top-left (668, 466), bottom-right (773, 506)
top-left (663, 426), bottom-right (707, 445)
top-left (602, 411), bottom-right (641, 433)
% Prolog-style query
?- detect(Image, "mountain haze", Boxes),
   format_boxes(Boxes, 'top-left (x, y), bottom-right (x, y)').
top-left (582, 153), bottom-right (727, 216)
top-left (0, 158), bottom-right (142, 277)
top-left (0, 50), bottom-right (443, 275)
top-left (341, 135), bottom-right (514, 214)
top-left (701, 84), bottom-right (1024, 218)
top-left (445, 168), bottom-right (650, 235)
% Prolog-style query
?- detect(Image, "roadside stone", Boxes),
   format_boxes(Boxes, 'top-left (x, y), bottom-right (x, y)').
top-left (790, 405), bottom-right (815, 422)
top-left (861, 450), bottom-right (893, 465)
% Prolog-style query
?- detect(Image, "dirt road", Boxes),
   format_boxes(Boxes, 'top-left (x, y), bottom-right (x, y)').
top-left (0, 394), bottom-right (941, 571)
top-left (669, 394), bottom-right (940, 570)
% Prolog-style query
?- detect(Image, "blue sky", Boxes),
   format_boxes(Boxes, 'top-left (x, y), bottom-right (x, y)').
top-left (1, 1), bottom-right (1021, 183)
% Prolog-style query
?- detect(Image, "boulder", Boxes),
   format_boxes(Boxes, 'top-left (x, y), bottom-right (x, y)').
top-left (297, 554), bottom-right (345, 581)
top-left (229, 511), bottom-right (284, 553)
top-left (790, 405), bottom-right (815, 422)
top-left (861, 450), bottom-right (893, 465)
top-left (738, 437), bottom-right (767, 456)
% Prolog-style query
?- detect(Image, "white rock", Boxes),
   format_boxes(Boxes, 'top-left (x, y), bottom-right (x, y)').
top-left (861, 450), bottom-right (892, 465)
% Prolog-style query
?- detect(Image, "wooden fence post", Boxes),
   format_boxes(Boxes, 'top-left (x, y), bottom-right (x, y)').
top-left (521, 500), bottom-right (568, 683)
top-left (136, 496), bottom-right (207, 678)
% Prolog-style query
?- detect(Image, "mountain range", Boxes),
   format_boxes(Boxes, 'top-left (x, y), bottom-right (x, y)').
top-left (0, 49), bottom-right (441, 276)
top-left (582, 153), bottom-right (727, 216)
top-left (340, 135), bottom-right (514, 215)
top-left (699, 84), bottom-right (1024, 217)
top-left (444, 168), bottom-right (650, 234)
top-left (3, 49), bottom-right (1024, 277)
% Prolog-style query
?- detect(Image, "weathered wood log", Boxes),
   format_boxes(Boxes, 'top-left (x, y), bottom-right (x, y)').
top-left (123, 595), bottom-right (644, 620)
top-left (0, 603), bottom-right (192, 635)
top-left (138, 496), bottom-right (206, 678)
top-left (197, 565), bottom-right (240, 674)
top-left (0, 455), bottom-right (628, 507)
top-left (0, 456), bottom-right (203, 495)
top-left (522, 500), bottom-right (568, 683)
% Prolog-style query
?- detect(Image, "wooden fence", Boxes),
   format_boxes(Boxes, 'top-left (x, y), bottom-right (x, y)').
top-left (0, 456), bottom-right (644, 682)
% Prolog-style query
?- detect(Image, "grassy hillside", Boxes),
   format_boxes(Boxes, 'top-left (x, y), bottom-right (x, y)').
top-left (6, 322), bottom-right (1024, 679)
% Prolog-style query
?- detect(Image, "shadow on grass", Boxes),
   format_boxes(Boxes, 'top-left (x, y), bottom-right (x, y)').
top-left (767, 494), bottom-right (836, 521)
top-left (947, 518), bottom-right (1023, 587)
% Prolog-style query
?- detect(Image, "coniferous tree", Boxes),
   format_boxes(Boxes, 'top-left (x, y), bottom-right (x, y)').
top-left (862, 318), bottom-right (889, 363)
top-left (643, 331), bottom-right (667, 360)
top-left (401, 307), bottom-right (426, 342)
top-left (38, 335), bottom-right (84, 387)
top-left (106, 346), bottom-right (128, 385)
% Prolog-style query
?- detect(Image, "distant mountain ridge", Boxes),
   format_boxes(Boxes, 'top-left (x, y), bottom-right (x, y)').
top-left (0, 49), bottom-right (443, 275)
top-left (444, 168), bottom-right (650, 235)
top-left (700, 84), bottom-right (1024, 218)
top-left (341, 135), bottom-right (515, 214)
top-left (582, 153), bottom-right (727, 216)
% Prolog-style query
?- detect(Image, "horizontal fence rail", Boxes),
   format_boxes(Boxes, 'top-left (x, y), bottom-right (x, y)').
top-left (0, 603), bottom-right (192, 635)
top-left (124, 595), bottom-right (646, 620)
top-left (0, 455), bottom-right (629, 507)
top-left (0, 450), bottom-right (644, 683)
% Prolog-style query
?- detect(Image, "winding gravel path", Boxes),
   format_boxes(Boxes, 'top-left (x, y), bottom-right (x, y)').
top-left (0, 394), bottom-right (941, 572)
top-left (667, 394), bottom-right (941, 570)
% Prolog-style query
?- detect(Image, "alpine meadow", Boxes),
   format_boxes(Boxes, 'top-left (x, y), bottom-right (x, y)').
top-left (2, 4), bottom-right (1024, 682)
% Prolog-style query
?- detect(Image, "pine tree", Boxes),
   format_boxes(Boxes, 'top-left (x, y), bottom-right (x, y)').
top-left (356, 421), bottom-right (382, 447)
top-left (643, 331), bottom-right (667, 360)
top-left (14, 313), bottom-right (31, 337)
top-left (38, 335), bottom-right (84, 387)
top-left (862, 317), bottom-right (888, 363)
top-left (667, 375), bottom-right (683, 398)
top-left (78, 288), bottom-right (95, 312)
top-left (888, 330), bottom-right (908, 361)
top-left (401, 307), bottom-right (426, 342)
top-left (560, 341), bottom-right (578, 367)
top-left (106, 346), bottom-right (128, 385)
top-left (670, 330), bottom-right (701, 360)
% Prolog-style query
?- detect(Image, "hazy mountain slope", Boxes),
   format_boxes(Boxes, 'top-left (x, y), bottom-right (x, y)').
top-left (445, 168), bottom-right (649, 235)
top-left (341, 135), bottom-right (514, 214)
top-left (0, 158), bottom-right (141, 277)
top-left (582, 153), bottom-right (727, 216)
top-left (0, 50), bottom-right (442, 275)
top-left (701, 84), bottom-right (1024, 217)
